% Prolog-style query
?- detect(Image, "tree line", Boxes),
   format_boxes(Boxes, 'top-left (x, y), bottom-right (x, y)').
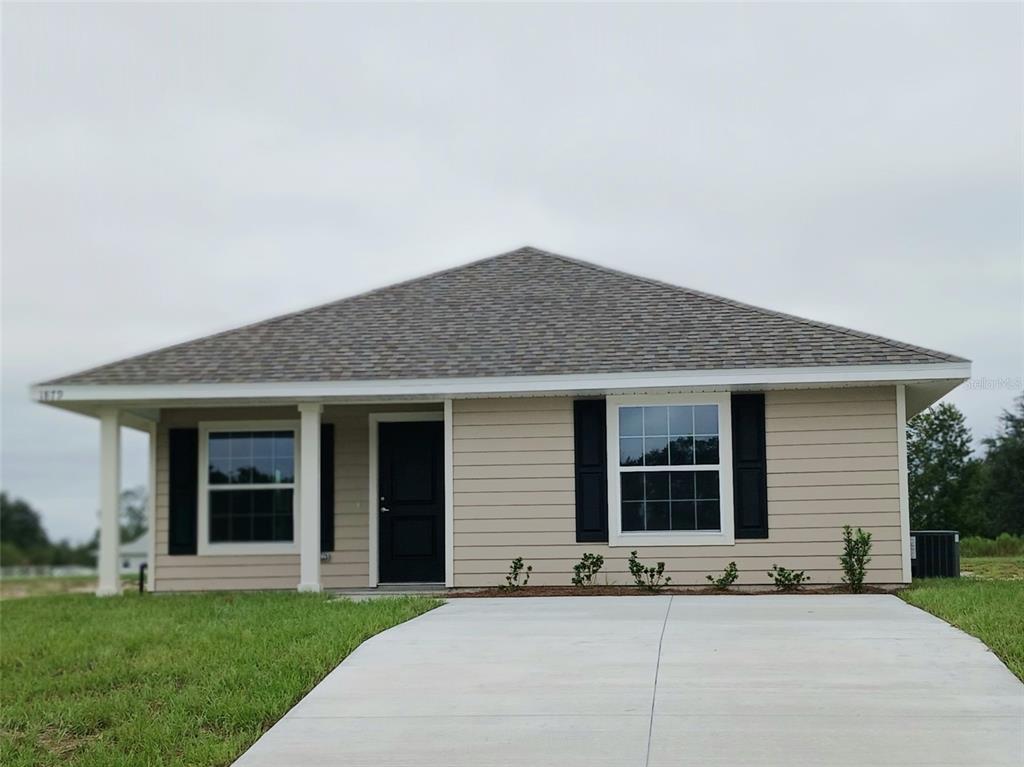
top-left (908, 395), bottom-right (1023, 537)
top-left (0, 488), bottom-right (147, 567)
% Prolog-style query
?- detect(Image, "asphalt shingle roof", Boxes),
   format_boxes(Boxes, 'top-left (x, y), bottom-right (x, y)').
top-left (44, 247), bottom-right (966, 386)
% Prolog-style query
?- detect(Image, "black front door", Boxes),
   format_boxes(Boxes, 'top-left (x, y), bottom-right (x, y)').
top-left (378, 421), bottom-right (445, 583)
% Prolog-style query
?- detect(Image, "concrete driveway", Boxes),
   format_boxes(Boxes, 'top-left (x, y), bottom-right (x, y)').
top-left (234, 595), bottom-right (1023, 766)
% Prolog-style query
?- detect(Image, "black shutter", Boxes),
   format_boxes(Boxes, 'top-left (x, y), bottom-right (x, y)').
top-left (168, 428), bottom-right (198, 555)
top-left (320, 422), bottom-right (335, 552)
top-left (731, 393), bottom-right (769, 539)
top-left (574, 399), bottom-right (608, 543)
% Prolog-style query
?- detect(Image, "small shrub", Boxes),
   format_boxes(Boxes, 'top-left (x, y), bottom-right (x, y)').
top-left (571, 552), bottom-right (605, 586)
top-left (502, 557), bottom-right (532, 590)
top-left (706, 561), bottom-right (739, 590)
top-left (628, 550), bottom-right (672, 591)
top-left (767, 564), bottom-right (808, 591)
top-left (960, 534), bottom-right (1024, 558)
top-left (992, 533), bottom-right (1023, 557)
top-left (840, 525), bottom-right (873, 593)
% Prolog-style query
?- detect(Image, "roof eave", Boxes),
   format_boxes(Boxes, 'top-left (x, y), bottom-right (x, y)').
top-left (32, 361), bottom-right (971, 419)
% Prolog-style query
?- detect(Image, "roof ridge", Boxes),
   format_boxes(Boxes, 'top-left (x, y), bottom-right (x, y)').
top-left (527, 247), bottom-right (963, 363)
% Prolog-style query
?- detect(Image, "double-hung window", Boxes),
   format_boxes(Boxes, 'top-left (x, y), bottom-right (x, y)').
top-left (607, 393), bottom-right (734, 546)
top-left (198, 421), bottom-right (300, 554)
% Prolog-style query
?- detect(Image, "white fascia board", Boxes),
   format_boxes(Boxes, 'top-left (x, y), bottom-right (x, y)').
top-left (32, 361), bottom-right (971, 405)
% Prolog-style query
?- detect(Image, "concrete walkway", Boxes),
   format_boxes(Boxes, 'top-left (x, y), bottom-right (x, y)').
top-left (234, 595), bottom-right (1023, 766)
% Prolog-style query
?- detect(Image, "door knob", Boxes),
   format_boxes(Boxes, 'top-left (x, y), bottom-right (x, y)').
top-left (381, 506), bottom-right (390, 512)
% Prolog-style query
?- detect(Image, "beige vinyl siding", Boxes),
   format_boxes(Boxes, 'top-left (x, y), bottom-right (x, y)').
top-left (451, 387), bottom-right (904, 587)
top-left (153, 388), bottom-right (904, 591)
top-left (153, 403), bottom-right (438, 592)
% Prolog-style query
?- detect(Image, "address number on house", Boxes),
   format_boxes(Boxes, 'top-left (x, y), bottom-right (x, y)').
top-left (37, 389), bottom-right (64, 402)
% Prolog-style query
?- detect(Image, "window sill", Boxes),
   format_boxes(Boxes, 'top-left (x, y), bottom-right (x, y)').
top-left (197, 542), bottom-right (299, 556)
top-left (609, 531), bottom-right (735, 547)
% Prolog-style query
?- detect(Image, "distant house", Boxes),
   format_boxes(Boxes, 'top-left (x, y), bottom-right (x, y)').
top-left (33, 247), bottom-right (970, 595)
top-left (119, 531), bottom-right (149, 574)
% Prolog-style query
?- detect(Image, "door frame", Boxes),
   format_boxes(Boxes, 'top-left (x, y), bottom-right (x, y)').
top-left (368, 409), bottom-right (453, 587)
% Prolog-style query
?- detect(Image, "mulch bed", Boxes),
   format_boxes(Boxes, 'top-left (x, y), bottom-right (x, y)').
top-left (447, 584), bottom-right (898, 598)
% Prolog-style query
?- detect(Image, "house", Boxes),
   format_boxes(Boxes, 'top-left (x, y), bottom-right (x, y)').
top-left (119, 531), bottom-right (149, 574)
top-left (32, 247), bottom-right (970, 595)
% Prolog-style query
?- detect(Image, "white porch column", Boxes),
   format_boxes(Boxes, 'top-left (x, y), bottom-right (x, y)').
top-left (96, 408), bottom-right (121, 596)
top-left (145, 420), bottom-right (158, 592)
top-left (297, 404), bottom-right (322, 593)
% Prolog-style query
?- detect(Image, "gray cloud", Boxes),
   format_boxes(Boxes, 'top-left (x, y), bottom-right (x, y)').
top-left (3, 3), bottom-right (1021, 542)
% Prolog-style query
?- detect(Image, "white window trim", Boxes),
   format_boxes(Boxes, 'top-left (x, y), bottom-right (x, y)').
top-left (197, 419), bottom-right (301, 556)
top-left (606, 392), bottom-right (735, 547)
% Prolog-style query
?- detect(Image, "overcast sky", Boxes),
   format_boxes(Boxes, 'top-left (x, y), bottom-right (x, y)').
top-left (2, 3), bottom-right (1021, 544)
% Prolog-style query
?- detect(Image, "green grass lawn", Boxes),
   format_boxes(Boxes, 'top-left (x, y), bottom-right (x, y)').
top-left (900, 557), bottom-right (1024, 682)
top-left (0, 592), bottom-right (439, 767)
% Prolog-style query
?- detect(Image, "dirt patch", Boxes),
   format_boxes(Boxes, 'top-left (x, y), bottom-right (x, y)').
top-left (447, 584), bottom-right (898, 598)
top-left (0, 577), bottom-right (132, 600)
top-left (36, 725), bottom-right (101, 759)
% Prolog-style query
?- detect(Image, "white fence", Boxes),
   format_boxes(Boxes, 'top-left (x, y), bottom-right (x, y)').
top-left (0, 565), bottom-right (97, 579)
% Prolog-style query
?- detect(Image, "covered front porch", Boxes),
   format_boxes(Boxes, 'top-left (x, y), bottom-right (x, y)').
top-left (78, 399), bottom-right (455, 596)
